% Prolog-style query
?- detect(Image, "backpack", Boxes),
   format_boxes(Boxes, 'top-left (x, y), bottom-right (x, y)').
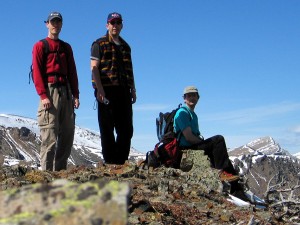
top-left (143, 104), bottom-right (190, 169)
top-left (29, 39), bottom-right (68, 84)
top-left (156, 103), bottom-right (183, 142)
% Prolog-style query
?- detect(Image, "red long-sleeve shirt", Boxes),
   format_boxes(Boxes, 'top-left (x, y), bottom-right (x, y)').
top-left (32, 37), bottom-right (79, 100)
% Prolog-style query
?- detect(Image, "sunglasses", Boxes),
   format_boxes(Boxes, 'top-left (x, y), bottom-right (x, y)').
top-left (109, 21), bottom-right (122, 25)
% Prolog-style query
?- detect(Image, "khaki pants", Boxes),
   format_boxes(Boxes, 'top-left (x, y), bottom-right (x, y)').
top-left (37, 83), bottom-right (75, 171)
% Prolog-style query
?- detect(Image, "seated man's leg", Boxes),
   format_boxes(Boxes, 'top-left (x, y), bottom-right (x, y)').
top-left (196, 135), bottom-right (236, 174)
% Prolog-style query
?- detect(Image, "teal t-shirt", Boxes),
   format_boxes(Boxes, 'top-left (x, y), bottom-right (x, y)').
top-left (173, 106), bottom-right (201, 147)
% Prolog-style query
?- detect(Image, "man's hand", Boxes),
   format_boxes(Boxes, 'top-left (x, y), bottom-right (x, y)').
top-left (131, 89), bottom-right (136, 104)
top-left (74, 98), bottom-right (80, 109)
top-left (95, 85), bottom-right (108, 104)
top-left (42, 98), bottom-right (52, 110)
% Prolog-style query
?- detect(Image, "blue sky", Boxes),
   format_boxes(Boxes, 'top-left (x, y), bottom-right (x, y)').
top-left (1, 1), bottom-right (300, 153)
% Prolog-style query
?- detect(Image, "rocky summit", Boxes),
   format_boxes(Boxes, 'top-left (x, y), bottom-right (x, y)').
top-left (1, 115), bottom-right (300, 224)
top-left (0, 150), bottom-right (297, 225)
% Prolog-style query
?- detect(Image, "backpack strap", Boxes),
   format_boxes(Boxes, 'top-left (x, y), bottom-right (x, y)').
top-left (41, 39), bottom-right (50, 78)
top-left (44, 39), bottom-right (69, 70)
top-left (175, 106), bottom-right (192, 142)
top-left (40, 39), bottom-right (49, 55)
top-left (29, 39), bottom-right (69, 87)
top-left (29, 39), bottom-right (49, 84)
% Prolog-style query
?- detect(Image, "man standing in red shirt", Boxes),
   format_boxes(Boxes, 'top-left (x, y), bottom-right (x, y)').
top-left (32, 12), bottom-right (80, 171)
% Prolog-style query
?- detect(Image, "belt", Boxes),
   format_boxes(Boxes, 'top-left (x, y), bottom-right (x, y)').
top-left (48, 82), bottom-right (67, 87)
top-left (46, 73), bottom-right (67, 84)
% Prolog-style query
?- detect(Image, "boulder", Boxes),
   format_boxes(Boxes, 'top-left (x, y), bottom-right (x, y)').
top-left (0, 179), bottom-right (129, 225)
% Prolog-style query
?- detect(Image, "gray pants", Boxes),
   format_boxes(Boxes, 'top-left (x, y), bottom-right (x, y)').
top-left (37, 83), bottom-right (75, 171)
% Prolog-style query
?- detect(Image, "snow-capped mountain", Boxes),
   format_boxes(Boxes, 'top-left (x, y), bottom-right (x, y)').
top-left (1, 114), bottom-right (300, 199)
top-left (229, 136), bottom-right (292, 157)
top-left (0, 114), bottom-right (145, 167)
top-left (294, 152), bottom-right (300, 160)
top-left (229, 136), bottom-right (300, 198)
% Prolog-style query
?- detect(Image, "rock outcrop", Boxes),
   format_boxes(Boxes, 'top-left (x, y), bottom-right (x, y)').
top-left (0, 179), bottom-right (129, 225)
top-left (0, 150), bottom-right (279, 225)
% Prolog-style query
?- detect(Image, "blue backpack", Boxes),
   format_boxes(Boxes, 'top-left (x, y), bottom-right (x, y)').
top-left (142, 104), bottom-right (189, 169)
top-left (156, 104), bottom-right (182, 141)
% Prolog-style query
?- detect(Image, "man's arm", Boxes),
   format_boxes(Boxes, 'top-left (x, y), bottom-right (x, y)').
top-left (182, 126), bottom-right (203, 145)
top-left (65, 43), bottom-right (79, 99)
top-left (32, 42), bottom-right (48, 100)
top-left (32, 41), bottom-right (52, 109)
top-left (65, 43), bottom-right (80, 109)
top-left (91, 59), bottom-right (106, 103)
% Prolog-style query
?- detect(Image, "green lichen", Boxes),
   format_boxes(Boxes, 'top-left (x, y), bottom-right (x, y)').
top-left (0, 179), bottom-right (129, 224)
top-left (181, 150), bottom-right (221, 192)
top-left (61, 198), bottom-right (94, 209)
top-left (105, 180), bottom-right (124, 195)
top-left (48, 207), bottom-right (68, 217)
top-left (0, 212), bottom-right (35, 224)
top-left (3, 187), bottom-right (19, 196)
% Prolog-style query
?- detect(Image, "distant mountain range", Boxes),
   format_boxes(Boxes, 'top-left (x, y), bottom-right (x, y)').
top-left (0, 114), bottom-right (144, 168)
top-left (1, 114), bottom-right (300, 198)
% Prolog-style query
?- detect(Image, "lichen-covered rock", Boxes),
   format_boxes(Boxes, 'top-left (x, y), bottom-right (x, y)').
top-left (0, 179), bottom-right (129, 225)
top-left (180, 149), bottom-right (222, 193)
top-left (0, 157), bottom-right (280, 224)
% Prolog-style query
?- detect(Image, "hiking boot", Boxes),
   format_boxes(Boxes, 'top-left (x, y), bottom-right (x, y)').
top-left (219, 171), bottom-right (240, 182)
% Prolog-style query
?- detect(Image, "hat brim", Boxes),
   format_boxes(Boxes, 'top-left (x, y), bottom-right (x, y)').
top-left (107, 18), bottom-right (123, 22)
top-left (184, 91), bottom-right (198, 94)
top-left (45, 16), bottom-right (62, 23)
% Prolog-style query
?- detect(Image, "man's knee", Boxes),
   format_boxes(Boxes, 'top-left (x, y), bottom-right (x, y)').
top-left (214, 135), bottom-right (225, 143)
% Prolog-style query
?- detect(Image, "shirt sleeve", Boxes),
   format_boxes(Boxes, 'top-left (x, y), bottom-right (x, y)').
top-left (65, 43), bottom-right (79, 99)
top-left (174, 109), bottom-right (191, 133)
top-left (32, 41), bottom-right (48, 100)
top-left (90, 42), bottom-right (100, 60)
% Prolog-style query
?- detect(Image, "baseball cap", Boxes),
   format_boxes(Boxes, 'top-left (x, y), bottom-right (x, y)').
top-left (107, 12), bottom-right (122, 22)
top-left (44, 12), bottom-right (63, 23)
top-left (183, 86), bottom-right (199, 95)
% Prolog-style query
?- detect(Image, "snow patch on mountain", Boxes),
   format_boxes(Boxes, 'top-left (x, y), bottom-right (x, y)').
top-left (294, 152), bottom-right (300, 160)
top-left (0, 114), bottom-right (101, 149)
top-left (0, 114), bottom-right (145, 166)
top-left (229, 136), bottom-right (293, 157)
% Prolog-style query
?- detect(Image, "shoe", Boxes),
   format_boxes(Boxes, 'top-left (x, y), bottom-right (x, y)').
top-left (219, 171), bottom-right (240, 182)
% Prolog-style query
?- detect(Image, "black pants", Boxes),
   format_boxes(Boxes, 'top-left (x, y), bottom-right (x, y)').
top-left (96, 86), bottom-right (133, 164)
top-left (191, 135), bottom-right (237, 175)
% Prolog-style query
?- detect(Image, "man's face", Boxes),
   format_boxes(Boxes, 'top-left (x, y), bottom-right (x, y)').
top-left (106, 19), bottom-right (123, 37)
top-left (184, 92), bottom-right (199, 107)
top-left (46, 18), bottom-right (62, 35)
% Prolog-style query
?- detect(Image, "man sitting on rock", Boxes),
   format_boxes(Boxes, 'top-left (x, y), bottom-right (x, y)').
top-left (174, 86), bottom-right (240, 183)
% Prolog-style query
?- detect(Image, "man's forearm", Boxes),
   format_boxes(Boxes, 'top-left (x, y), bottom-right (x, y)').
top-left (183, 128), bottom-right (203, 145)
top-left (91, 66), bottom-right (105, 92)
top-left (186, 135), bottom-right (203, 145)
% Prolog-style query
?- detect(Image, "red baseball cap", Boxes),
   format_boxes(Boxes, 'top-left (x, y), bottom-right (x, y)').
top-left (107, 12), bottom-right (122, 22)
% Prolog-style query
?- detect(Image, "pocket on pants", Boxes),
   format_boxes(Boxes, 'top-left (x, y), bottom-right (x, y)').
top-left (37, 109), bottom-right (49, 126)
